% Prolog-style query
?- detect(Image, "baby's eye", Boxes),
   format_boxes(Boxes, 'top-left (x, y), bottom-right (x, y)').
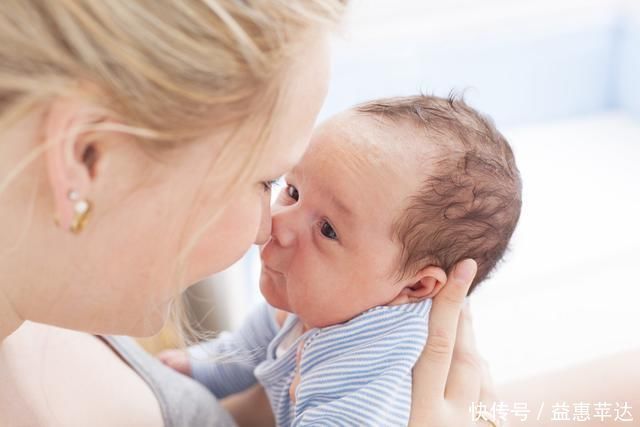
top-left (286, 184), bottom-right (299, 201)
top-left (320, 221), bottom-right (338, 240)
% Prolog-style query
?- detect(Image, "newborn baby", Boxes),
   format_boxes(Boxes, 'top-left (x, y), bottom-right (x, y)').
top-left (159, 95), bottom-right (522, 426)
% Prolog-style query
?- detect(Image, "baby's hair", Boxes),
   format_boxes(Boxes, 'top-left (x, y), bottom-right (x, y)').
top-left (356, 94), bottom-right (522, 294)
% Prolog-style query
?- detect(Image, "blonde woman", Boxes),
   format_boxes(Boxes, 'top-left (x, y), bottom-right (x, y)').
top-left (0, 2), bottom-right (495, 426)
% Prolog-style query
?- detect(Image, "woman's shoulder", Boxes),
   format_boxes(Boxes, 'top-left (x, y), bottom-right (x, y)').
top-left (1, 322), bottom-right (164, 427)
top-left (104, 335), bottom-right (237, 427)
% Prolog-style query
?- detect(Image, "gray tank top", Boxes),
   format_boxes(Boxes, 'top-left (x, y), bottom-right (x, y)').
top-left (100, 336), bottom-right (237, 427)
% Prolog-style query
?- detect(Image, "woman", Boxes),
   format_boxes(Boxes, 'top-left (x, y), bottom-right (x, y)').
top-left (0, 1), bottom-right (496, 426)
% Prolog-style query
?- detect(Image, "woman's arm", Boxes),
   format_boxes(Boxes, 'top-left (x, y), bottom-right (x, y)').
top-left (410, 259), bottom-right (500, 426)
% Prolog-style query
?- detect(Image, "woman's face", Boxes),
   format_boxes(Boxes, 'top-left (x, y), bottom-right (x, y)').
top-left (145, 34), bottom-right (331, 332)
top-left (26, 32), bottom-right (331, 336)
top-left (183, 34), bottom-right (331, 282)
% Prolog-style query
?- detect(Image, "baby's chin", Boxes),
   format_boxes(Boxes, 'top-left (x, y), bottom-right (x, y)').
top-left (259, 270), bottom-right (292, 312)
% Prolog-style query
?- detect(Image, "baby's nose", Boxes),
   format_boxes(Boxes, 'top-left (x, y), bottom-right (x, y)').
top-left (272, 223), bottom-right (296, 247)
top-left (271, 212), bottom-right (297, 247)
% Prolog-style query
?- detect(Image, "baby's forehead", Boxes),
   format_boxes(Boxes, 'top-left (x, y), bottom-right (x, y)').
top-left (314, 110), bottom-right (439, 172)
top-left (303, 111), bottom-right (440, 219)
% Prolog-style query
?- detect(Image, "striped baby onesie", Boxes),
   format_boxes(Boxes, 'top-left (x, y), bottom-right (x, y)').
top-left (189, 299), bottom-right (431, 426)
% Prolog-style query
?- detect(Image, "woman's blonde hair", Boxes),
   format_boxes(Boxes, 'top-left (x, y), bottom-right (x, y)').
top-left (0, 0), bottom-right (346, 342)
top-left (0, 0), bottom-right (345, 136)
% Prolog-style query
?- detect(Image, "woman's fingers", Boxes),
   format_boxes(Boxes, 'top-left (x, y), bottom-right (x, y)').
top-left (420, 259), bottom-right (477, 399)
top-left (445, 303), bottom-right (482, 403)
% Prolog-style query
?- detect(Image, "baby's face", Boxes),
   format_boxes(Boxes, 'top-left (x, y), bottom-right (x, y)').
top-left (259, 111), bottom-right (424, 328)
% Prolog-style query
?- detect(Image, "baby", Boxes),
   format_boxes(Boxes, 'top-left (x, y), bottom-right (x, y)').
top-left (159, 95), bottom-right (522, 426)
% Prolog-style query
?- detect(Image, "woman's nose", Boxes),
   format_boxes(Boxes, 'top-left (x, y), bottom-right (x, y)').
top-left (254, 194), bottom-right (272, 245)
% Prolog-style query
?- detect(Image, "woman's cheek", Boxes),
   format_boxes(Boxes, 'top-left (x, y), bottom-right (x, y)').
top-left (185, 192), bottom-right (262, 283)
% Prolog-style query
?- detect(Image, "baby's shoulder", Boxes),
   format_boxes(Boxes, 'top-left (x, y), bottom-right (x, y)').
top-left (302, 300), bottom-right (432, 356)
top-left (295, 301), bottom-right (432, 378)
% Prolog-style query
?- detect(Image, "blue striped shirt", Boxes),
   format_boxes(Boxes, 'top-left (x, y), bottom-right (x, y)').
top-left (189, 300), bottom-right (431, 426)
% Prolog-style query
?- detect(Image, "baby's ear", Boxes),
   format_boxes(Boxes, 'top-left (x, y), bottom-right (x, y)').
top-left (388, 266), bottom-right (447, 306)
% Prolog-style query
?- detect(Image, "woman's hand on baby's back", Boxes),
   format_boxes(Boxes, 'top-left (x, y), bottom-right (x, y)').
top-left (157, 349), bottom-right (192, 377)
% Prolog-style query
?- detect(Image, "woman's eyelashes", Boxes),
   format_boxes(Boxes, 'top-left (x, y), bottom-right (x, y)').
top-left (262, 178), bottom-right (282, 192)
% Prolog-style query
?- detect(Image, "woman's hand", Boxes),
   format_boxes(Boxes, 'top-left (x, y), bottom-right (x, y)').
top-left (410, 259), bottom-right (501, 427)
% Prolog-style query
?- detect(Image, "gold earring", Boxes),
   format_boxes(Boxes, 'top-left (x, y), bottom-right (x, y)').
top-left (67, 190), bottom-right (92, 234)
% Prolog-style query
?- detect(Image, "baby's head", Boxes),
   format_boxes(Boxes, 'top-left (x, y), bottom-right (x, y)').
top-left (260, 95), bottom-right (521, 328)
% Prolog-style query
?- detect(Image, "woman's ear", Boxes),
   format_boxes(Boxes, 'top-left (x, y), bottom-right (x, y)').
top-left (389, 266), bottom-right (447, 306)
top-left (43, 96), bottom-right (105, 231)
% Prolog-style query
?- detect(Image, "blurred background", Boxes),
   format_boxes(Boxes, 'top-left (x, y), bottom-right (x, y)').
top-left (167, 0), bottom-right (640, 396)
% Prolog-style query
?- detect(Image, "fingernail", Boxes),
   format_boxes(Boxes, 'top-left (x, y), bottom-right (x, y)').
top-left (453, 259), bottom-right (477, 282)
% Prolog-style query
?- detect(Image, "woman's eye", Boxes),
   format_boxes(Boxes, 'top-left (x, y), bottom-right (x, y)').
top-left (320, 221), bottom-right (338, 240)
top-left (287, 184), bottom-right (299, 201)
